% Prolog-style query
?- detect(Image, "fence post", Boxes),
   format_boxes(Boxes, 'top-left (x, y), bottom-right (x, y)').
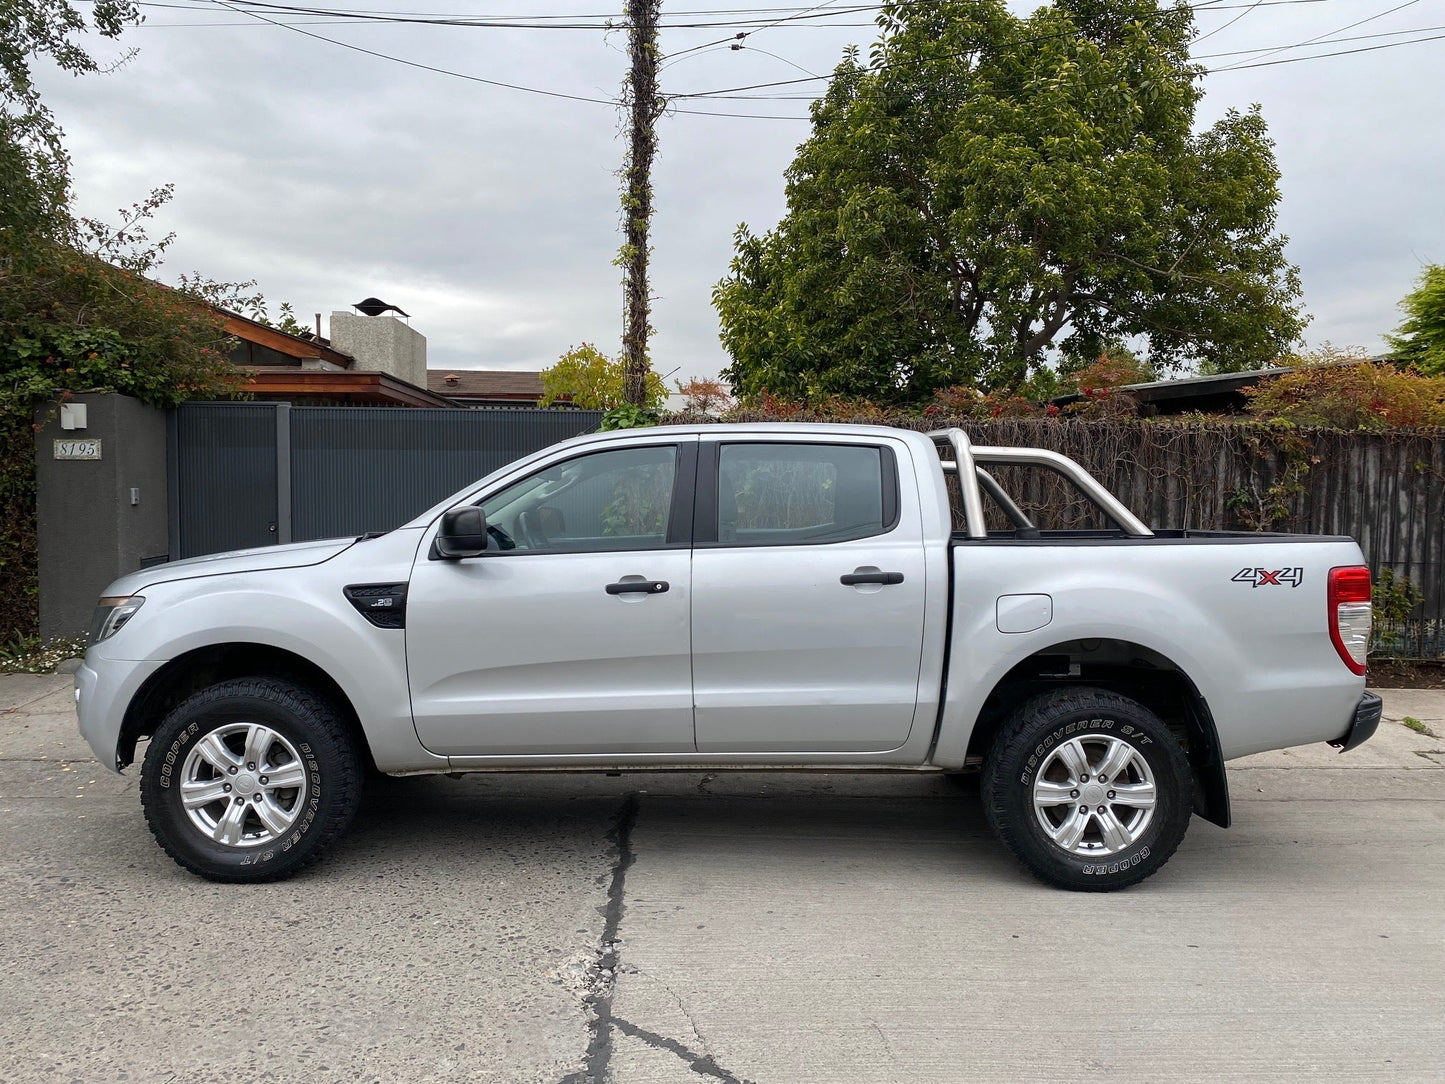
top-left (166, 407), bottom-right (180, 560)
top-left (275, 402), bottom-right (292, 545)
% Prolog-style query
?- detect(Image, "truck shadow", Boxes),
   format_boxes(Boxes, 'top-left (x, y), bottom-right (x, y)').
top-left (337, 771), bottom-right (1011, 881)
top-left (335, 771), bottom-right (1304, 889)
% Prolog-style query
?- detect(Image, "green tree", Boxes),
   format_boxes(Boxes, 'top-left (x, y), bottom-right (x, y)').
top-left (2, 2), bottom-right (139, 247)
top-left (539, 343), bottom-right (665, 409)
top-left (2, 2), bottom-right (249, 642)
top-left (713, 0), bottom-right (1305, 404)
top-left (2, 0), bottom-right (246, 417)
top-left (1386, 264), bottom-right (1445, 376)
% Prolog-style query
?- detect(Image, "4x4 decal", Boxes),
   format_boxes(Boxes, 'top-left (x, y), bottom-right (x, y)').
top-left (1233, 567), bottom-right (1304, 588)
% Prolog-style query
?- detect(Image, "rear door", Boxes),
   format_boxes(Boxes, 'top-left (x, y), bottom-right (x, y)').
top-left (690, 436), bottom-right (928, 753)
top-left (406, 437), bottom-right (698, 756)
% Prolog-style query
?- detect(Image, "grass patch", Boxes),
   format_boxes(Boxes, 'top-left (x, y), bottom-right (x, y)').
top-left (1401, 716), bottom-right (1438, 738)
top-left (0, 635), bottom-right (87, 674)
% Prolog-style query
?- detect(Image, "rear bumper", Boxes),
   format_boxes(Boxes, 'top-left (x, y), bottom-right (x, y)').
top-left (1329, 691), bottom-right (1382, 754)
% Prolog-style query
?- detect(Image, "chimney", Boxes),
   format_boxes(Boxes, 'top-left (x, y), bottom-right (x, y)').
top-left (328, 308), bottom-right (427, 387)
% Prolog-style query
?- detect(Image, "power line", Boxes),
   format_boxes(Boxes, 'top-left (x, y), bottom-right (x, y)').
top-left (661, 34), bottom-right (746, 63)
top-left (669, 0), bottom-right (1442, 101)
top-left (666, 18), bottom-right (1445, 115)
top-left (739, 44), bottom-right (822, 77)
top-left (153, 0), bottom-right (1336, 33)
top-left (198, 0), bottom-right (1346, 21)
top-left (1197, 21), bottom-right (1445, 58)
top-left (1192, 0), bottom-right (1265, 45)
top-left (1215, 23), bottom-right (1445, 69)
top-left (669, 1), bottom-right (1232, 99)
top-left (166, 0), bottom-right (910, 30)
top-left (664, 20), bottom-right (1184, 99)
top-left (743, 0), bottom-right (852, 37)
top-left (117, 1), bottom-right (1445, 122)
top-left (208, 0), bottom-right (622, 104)
top-left (658, 0), bottom-right (852, 64)
top-left (1211, 0), bottom-right (1420, 68)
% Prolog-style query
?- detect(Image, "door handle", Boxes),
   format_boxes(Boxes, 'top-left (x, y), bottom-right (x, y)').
top-left (606, 580), bottom-right (670, 595)
top-left (840, 571), bottom-right (904, 586)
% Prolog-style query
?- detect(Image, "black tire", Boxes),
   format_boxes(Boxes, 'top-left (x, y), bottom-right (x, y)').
top-left (139, 677), bottom-right (363, 883)
top-left (982, 687), bottom-right (1192, 891)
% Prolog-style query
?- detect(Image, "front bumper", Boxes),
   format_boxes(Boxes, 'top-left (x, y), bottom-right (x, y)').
top-left (1328, 691), bottom-right (1382, 754)
top-left (75, 653), bottom-right (165, 773)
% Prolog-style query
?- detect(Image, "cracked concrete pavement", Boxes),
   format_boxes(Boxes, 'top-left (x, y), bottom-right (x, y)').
top-left (2, 673), bottom-right (1442, 1083)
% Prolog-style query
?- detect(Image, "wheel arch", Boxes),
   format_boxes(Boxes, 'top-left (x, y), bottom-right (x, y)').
top-left (117, 643), bottom-right (375, 773)
top-left (965, 638), bottom-right (1230, 828)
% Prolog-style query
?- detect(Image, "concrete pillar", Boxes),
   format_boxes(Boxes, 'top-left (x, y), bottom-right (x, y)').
top-left (34, 394), bottom-right (168, 640)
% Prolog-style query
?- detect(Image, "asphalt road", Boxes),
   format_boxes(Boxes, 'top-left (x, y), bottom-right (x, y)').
top-left (2, 674), bottom-right (1442, 1084)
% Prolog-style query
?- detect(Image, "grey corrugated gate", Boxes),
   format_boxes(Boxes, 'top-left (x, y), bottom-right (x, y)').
top-left (170, 403), bottom-right (603, 558)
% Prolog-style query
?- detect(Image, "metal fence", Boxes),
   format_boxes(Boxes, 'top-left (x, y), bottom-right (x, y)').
top-left (170, 403), bottom-right (603, 558)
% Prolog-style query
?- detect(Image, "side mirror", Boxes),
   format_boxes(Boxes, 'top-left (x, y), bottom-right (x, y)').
top-left (436, 506), bottom-right (489, 559)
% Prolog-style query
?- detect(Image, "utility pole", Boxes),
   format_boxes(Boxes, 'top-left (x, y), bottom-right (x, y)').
top-left (620, 0), bottom-right (663, 407)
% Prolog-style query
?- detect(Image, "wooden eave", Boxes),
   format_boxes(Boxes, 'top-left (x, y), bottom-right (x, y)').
top-left (245, 369), bottom-right (457, 407)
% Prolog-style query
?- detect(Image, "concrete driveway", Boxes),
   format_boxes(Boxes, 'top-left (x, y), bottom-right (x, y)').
top-left (2, 674), bottom-right (1442, 1083)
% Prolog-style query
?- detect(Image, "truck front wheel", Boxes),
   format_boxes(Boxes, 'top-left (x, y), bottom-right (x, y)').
top-left (139, 677), bottom-right (363, 882)
top-left (982, 688), bottom-right (1192, 891)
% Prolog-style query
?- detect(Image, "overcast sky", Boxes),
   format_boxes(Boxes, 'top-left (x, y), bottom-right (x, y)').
top-left (35, 0), bottom-right (1445, 382)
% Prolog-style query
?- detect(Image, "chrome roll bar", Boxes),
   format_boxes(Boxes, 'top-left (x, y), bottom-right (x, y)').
top-left (930, 428), bottom-right (987, 539)
top-left (928, 428), bottom-right (1153, 539)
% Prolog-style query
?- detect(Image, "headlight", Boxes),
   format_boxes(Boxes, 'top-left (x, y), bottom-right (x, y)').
top-left (89, 596), bottom-right (145, 644)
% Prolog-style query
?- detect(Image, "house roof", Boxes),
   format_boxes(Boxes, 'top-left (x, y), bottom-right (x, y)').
top-left (428, 369), bottom-right (562, 402)
top-left (1050, 366), bottom-right (1293, 414)
top-left (222, 310), bottom-right (355, 368)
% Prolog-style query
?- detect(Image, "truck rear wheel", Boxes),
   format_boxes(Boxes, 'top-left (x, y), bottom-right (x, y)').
top-left (139, 677), bottom-right (363, 882)
top-left (982, 688), bottom-right (1192, 891)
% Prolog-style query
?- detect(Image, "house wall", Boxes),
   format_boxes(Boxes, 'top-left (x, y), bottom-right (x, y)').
top-left (35, 394), bottom-right (169, 639)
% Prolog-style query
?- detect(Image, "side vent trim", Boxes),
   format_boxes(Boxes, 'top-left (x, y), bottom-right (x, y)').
top-left (343, 583), bottom-right (408, 629)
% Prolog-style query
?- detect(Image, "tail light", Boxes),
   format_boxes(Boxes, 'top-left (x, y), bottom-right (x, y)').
top-left (1328, 566), bottom-right (1372, 675)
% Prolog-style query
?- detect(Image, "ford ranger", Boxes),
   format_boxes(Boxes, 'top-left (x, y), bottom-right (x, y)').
top-left (75, 424), bottom-right (1381, 890)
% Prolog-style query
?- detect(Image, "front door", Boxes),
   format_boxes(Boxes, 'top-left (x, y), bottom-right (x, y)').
top-left (406, 440), bottom-right (696, 756)
top-left (690, 438), bottom-right (928, 753)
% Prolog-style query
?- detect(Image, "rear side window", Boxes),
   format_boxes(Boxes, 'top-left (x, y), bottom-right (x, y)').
top-left (714, 443), bottom-right (893, 546)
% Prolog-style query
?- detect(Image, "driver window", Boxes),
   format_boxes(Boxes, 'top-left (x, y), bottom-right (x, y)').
top-left (478, 445), bottom-right (678, 553)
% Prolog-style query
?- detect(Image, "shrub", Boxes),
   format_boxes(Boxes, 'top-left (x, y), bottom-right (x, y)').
top-left (675, 376), bottom-right (732, 415)
top-left (1244, 355), bottom-right (1445, 429)
top-left (1372, 567), bottom-right (1425, 655)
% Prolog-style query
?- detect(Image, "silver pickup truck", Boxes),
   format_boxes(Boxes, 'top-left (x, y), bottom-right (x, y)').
top-left (76, 424), bottom-right (1380, 890)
